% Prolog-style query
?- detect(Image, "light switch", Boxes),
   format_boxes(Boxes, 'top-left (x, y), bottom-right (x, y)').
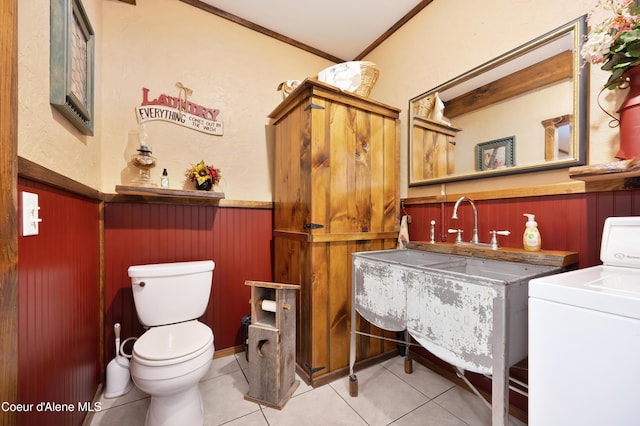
top-left (21, 191), bottom-right (41, 236)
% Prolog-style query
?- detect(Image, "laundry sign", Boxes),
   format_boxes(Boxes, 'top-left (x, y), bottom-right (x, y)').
top-left (135, 83), bottom-right (223, 135)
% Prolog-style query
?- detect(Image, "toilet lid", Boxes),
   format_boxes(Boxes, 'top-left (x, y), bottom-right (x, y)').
top-left (134, 320), bottom-right (213, 362)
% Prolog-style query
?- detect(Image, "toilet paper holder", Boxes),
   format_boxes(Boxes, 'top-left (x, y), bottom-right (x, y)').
top-left (256, 298), bottom-right (290, 312)
top-left (244, 280), bottom-right (300, 410)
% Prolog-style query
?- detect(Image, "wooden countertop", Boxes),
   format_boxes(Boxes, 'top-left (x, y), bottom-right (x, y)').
top-left (406, 241), bottom-right (579, 268)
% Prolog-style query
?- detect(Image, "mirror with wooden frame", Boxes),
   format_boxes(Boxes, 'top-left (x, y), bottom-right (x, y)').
top-left (408, 16), bottom-right (587, 186)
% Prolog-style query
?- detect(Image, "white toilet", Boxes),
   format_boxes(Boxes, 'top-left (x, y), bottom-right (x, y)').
top-left (127, 260), bottom-right (215, 426)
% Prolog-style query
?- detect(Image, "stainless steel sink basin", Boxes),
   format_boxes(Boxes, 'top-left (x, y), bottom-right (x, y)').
top-left (354, 248), bottom-right (455, 266)
top-left (355, 249), bottom-right (554, 283)
top-left (420, 257), bottom-right (555, 283)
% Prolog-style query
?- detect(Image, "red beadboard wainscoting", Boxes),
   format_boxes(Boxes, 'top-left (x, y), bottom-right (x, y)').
top-left (103, 202), bottom-right (273, 369)
top-left (404, 190), bottom-right (640, 268)
top-left (17, 178), bottom-right (101, 426)
top-left (15, 167), bottom-right (640, 425)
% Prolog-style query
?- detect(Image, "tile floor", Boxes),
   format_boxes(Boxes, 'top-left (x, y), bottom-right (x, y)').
top-left (90, 353), bottom-right (526, 425)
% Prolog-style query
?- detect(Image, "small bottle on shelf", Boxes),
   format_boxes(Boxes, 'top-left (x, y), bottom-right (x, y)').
top-left (160, 168), bottom-right (170, 188)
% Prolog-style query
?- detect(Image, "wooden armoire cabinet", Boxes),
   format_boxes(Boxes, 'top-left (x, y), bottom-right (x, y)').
top-left (269, 79), bottom-right (401, 386)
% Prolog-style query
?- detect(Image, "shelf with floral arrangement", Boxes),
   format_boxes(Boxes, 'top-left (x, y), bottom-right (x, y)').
top-left (185, 160), bottom-right (222, 191)
top-left (113, 184), bottom-right (225, 201)
top-left (113, 160), bottom-right (224, 201)
top-left (114, 185), bottom-right (224, 201)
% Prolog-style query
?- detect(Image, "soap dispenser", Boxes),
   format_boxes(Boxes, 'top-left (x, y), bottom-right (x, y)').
top-left (523, 213), bottom-right (541, 251)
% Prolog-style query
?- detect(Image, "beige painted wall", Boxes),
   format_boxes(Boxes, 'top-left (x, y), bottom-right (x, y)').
top-left (18, 0), bottom-right (104, 189)
top-left (18, 0), bottom-right (624, 201)
top-left (366, 0), bottom-right (619, 199)
top-left (99, 0), bottom-right (332, 201)
top-left (18, 0), bottom-right (332, 201)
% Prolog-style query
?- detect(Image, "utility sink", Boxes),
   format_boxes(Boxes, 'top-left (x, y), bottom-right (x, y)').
top-left (351, 247), bottom-right (578, 426)
top-left (351, 247), bottom-right (568, 426)
top-left (352, 248), bottom-right (561, 374)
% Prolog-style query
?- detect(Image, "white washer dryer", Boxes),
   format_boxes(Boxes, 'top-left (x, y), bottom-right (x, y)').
top-left (528, 216), bottom-right (640, 426)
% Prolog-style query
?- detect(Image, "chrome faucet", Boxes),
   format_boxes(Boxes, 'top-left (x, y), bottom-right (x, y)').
top-left (452, 196), bottom-right (479, 244)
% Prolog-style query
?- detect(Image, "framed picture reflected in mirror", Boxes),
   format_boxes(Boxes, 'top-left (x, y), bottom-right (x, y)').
top-left (476, 136), bottom-right (515, 171)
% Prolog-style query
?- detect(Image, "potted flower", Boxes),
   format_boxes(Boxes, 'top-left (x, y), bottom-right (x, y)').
top-left (582, 0), bottom-right (640, 158)
top-left (185, 160), bottom-right (221, 191)
top-left (582, 0), bottom-right (640, 90)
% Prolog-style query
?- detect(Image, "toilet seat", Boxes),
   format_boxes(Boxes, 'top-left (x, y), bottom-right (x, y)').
top-left (133, 320), bottom-right (213, 367)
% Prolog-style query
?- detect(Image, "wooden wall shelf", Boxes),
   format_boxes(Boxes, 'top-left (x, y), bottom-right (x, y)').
top-left (569, 159), bottom-right (640, 190)
top-left (111, 185), bottom-right (225, 204)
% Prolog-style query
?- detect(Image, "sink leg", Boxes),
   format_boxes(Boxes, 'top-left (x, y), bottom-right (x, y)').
top-left (492, 290), bottom-right (509, 426)
top-left (404, 355), bottom-right (413, 374)
top-left (349, 375), bottom-right (358, 397)
top-left (349, 281), bottom-right (357, 397)
top-left (404, 329), bottom-right (413, 374)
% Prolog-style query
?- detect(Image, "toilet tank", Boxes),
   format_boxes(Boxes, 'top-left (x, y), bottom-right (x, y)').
top-left (128, 260), bottom-right (215, 327)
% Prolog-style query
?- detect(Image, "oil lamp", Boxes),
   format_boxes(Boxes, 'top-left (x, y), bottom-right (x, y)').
top-left (130, 125), bottom-right (157, 187)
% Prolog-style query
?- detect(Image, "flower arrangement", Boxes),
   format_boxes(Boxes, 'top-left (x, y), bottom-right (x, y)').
top-left (185, 160), bottom-right (221, 188)
top-left (581, 0), bottom-right (640, 89)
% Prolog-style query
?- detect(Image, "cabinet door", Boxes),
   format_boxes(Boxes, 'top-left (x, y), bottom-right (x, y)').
top-left (309, 97), bottom-right (399, 235)
top-left (273, 98), bottom-right (312, 232)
